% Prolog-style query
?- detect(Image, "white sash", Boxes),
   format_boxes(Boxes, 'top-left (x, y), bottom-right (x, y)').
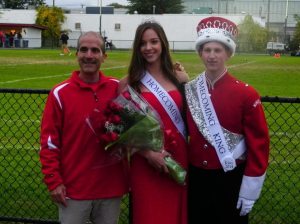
top-left (196, 73), bottom-right (236, 172)
top-left (141, 72), bottom-right (186, 139)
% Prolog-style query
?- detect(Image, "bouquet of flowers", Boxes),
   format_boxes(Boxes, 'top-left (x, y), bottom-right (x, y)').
top-left (86, 85), bottom-right (186, 185)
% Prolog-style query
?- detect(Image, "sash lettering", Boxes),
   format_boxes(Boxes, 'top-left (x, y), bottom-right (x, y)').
top-left (141, 72), bottom-right (186, 139)
top-left (196, 73), bottom-right (236, 171)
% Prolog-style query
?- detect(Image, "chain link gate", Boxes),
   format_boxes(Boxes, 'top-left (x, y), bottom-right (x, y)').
top-left (0, 89), bottom-right (299, 224)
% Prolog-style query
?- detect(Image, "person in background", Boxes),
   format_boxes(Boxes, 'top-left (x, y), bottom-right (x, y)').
top-left (118, 20), bottom-right (189, 224)
top-left (104, 36), bottom-right (113, 51)
top-left (185, 16), bottom-right (270, 224)
top-left (60, 32), bottom-right (71, 56)
top-left (17, 31), bottom-right (22, 47)
top-left (9, 31), bottom-right (14, 47)
top-left (0, 30), bottom-right (4, 48)
top-left (13, 32), bottom-right (19, 48)
top-left (107, 40), bottom-right (113, 51)
top-left (40, 31), bottom-right (128, 224)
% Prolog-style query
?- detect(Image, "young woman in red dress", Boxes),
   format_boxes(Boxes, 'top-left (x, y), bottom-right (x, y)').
top-left (118, 21), bottom-right (188, 224)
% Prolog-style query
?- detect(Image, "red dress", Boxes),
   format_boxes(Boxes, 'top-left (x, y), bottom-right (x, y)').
top-left (130, 90), bottom-right (188, 224)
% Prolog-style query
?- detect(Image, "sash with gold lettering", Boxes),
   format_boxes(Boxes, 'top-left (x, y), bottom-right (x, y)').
top-left (196, 73), bottom-right (241, 171)
top-left (141, 72), bottom-right (186, 139)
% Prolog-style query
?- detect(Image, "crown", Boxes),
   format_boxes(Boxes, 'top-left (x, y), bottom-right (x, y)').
top-left (195, 16), bottom-right (238, 55)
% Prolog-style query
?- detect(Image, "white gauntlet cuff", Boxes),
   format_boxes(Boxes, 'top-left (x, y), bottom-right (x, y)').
top-left (239, 172), bottom-right (266, 200)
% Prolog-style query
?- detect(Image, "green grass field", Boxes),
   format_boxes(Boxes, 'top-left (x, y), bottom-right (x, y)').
top-left (0, 49), bottom-right (299, 223)
top-left (0, 49), bottom-right (299, 97)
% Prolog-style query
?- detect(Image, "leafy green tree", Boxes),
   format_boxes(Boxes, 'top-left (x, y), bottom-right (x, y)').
top-left (127, 0), bottom-right (184, 14)
top-left (0, 0), bottom-right (45, 9)
top-left (107, 3), bottom-right (127, 9)
top-left (288, 15), bottom-right (300, 51)
top-left (35, 5), bottom-right (65, 47)
top-left (237, 15), bottom-right (268, 52)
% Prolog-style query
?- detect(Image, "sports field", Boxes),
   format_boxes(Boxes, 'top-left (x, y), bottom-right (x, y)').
top-left (0, 48), bottom-right (299, 97)
top-left (0, 49), bottom-right (299, 223)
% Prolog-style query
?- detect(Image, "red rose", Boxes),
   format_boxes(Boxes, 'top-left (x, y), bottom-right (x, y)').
top-left (111, 115), bottom-right (122, 124)
top-left (108, 115), bottom-right (116, 123)
top-left (100, 133), bottom-right (111, 143)
top-left (122, 91), bottom-right (132, 100)
top-left (110, 132), bottom-right (119, 141)
top-left (110, 102), bottom-right (122, 112)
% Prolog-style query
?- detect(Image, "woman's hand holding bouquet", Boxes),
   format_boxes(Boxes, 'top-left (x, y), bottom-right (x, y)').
top-left (139, 149), bottom-right (171, 174)
top-left (86, 85), bottom-right (187, 185)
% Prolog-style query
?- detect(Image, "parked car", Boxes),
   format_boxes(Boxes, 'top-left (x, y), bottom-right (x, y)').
top-left (290, 51), bottom-right (300, 56)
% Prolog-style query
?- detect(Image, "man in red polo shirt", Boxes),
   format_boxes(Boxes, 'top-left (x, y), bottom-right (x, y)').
top-left (40, 31), bottom-right (128, 224)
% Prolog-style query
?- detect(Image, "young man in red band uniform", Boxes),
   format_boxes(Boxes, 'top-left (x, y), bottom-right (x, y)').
top-left (185, 17), bottom-right (270, 223)
top-left (40, 31), bottom-right (128, 224)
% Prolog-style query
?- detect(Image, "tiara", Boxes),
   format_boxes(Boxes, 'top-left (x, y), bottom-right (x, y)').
top-left (141, 17), bottom-right (158, 24)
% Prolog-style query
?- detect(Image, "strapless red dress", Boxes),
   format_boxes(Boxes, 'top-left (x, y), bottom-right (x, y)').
top-left (129, 90), bottom-right (188, 224)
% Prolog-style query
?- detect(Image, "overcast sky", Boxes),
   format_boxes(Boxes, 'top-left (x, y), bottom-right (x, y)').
top-left (45, 0), bottom-right (129, 8)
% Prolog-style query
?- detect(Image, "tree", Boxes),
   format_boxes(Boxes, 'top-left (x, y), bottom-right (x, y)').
top-left (0, 0), bottom-right (45, 9)
top-left (127, 0), bottom-right (184, 14)
top-left (35, 5), bottom-right (65, 47)
top-left (289, 14), bottom-right (300, 52)
top-left (237, 15), bottom-right (268, 52)
top-left (107, 3), bottom-right (127, 9)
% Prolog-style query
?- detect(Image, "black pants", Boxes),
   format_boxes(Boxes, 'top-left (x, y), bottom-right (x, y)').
top-left (188, 163), bottom-right (248, 224)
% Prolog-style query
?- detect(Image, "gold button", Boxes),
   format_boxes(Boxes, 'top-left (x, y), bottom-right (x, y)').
top-left (202, 160), bottom-right (208, 166)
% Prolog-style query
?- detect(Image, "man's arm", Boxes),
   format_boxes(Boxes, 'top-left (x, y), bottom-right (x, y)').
top-left (40, 91), bottom-right (64, 192)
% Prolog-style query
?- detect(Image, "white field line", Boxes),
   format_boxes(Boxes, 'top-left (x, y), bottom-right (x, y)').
top-left (227, 56), bottom-right (277, 69)
top-left (228, 61), bottom-right (256, 68)
top-left (1, 60), bottom-right (67, 66)
top-left (0, 65), bottom-right (126, 84)
top-left (1, 58), bottom-right (272, 85)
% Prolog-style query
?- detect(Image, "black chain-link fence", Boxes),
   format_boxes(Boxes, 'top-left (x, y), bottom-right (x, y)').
top-left (0, 90), bottom-right (299, 224)
top-left (251, 96), bottom-right (300, 224)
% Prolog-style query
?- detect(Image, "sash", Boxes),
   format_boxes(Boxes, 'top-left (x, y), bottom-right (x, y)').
top-left (141, 71), bottom-right (186, 139)
top-left (196, 73), bottom-right (236, 171)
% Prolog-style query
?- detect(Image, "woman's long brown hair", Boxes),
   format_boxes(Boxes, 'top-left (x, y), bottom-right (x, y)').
top-left (127, 21), bottom-right (180, 92)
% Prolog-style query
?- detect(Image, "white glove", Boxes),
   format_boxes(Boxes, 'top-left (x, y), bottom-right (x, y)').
top-left (236, 197), bottom-right (255, 216)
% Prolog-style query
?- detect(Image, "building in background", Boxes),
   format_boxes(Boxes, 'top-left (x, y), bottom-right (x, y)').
top-left (1, 9), bottom-right (265, 50)
top-left (182, 0), bottom-right (299, 43)
top-left (1, 0), bottom-right (298, 50)
top-left (0, 10), bottom-right (47, 48)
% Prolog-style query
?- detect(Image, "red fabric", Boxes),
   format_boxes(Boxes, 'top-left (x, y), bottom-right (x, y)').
top-left (130, 90), bottom-right (188, 224)
top-left (196, 16), bottom-right (238, 37)
top-left (40, 71), bottom-right (128, 199)
top-left (187, 73), bottom-right (270, 177)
